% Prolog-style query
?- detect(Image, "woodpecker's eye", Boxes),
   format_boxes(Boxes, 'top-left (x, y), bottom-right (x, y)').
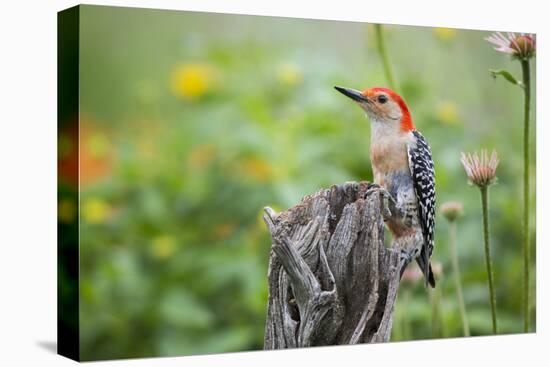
top-left (377, 95), bottom-right (388, 104)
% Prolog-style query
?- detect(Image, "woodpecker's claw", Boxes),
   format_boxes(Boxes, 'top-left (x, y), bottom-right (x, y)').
top-left (365, 186), bottom-right (394, 221)
top-left (364, 185), bottom-right (397, 221)
top-left (380, 190), bottom-right (394, 221)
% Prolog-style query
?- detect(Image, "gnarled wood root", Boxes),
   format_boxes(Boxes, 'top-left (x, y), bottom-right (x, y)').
top-left (263, 182), bottom-right (413, 348)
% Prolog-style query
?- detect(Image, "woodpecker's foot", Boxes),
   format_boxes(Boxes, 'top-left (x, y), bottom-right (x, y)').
top-left (363, 183), bottom-right (381, 196)
top-left (365, 186), bottom-right (394, 221)
top-left (365, 184), bottom-right (397, 222)
top-left (393, 233), bottom-right (423, 266)
top-left (381, 191), bottom-right (395, 221)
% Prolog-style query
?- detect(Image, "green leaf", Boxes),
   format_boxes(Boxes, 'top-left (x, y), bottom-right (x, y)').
top-left (489, 69), bottom-right (524, 89)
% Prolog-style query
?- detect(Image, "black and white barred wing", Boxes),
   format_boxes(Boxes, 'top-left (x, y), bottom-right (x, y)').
top-left (407, 130), bottom-right (436, 259)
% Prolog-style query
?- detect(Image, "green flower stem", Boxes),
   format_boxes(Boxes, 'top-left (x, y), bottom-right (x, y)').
top-left (520, 58), bottom-right (532, 333)
top-left (374, 24), bottom-right (397, 90)
top-left (449, 221), bottom-right (470, 336)
top-left (480, 186), bottom-right (497, 334)
top-left (429, 287), bottom-right (442, 338)
top-left (402, 289), bottom-right (412, 339)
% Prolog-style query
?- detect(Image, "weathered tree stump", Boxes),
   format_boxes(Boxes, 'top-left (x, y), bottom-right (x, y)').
top-left (263, 181), bottom-right (412, 348)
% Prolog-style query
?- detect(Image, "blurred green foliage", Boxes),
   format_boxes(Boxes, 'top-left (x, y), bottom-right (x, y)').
top-left (63, 5), bottom-right (535, 360)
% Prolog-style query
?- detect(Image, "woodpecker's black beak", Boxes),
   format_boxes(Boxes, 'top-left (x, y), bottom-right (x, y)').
top-left (334, 86), bottom-right (370, 103)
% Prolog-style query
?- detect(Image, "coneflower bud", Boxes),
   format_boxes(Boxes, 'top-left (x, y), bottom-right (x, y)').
top-left (510, 35), bottom-right (536, 59)
top-left (460, 150), bottom-right (499, 188)
top-left (401, 266), bottom-right (423, 285)
top-left (440, 201), bottom-right (464, 222)
top-left (432, 262), bottom-right (443, 277)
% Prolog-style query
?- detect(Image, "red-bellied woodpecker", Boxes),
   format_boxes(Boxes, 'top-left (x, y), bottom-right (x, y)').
top-left (335, 86), bottom-right (436, 288)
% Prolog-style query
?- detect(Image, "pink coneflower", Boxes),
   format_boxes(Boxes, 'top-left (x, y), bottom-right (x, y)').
top-left (461, 149), bottom-right (499, 333)
top-left (485, 32), bottom-right (535, 59)
top-left (461, 150), bottom-right (500, 188)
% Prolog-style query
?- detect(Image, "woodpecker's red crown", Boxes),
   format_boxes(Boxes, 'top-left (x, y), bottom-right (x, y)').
top-left (362, 87), bottom-right (415, 132)
top-left (335, 85), bottom-right (415, 132)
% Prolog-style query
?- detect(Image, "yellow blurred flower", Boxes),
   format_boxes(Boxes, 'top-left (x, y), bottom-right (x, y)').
top-left (58, 198), bottom-right (77, 223)
top-left (277, 63), bottom-right (303, 86)
top-left (82, 197), bottom-right (112, 224)
top-left (151, 235), bottom-right (176, 259)
top-left (171, 63), bottom-right (215, 100)
top-left (241, 157), bottom-right (273, 182)
top-left (433, 28), bottom-right (457, 40)
top-left (86, 132), bottom-right (110, 159)
top-left (188, 144), bottom-right (217, 169)
top-left (437, 101), bottom-right (459, 124)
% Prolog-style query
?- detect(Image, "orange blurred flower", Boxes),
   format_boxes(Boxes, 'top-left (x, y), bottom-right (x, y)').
top-left (58, 122), bottom-right (79, 187)
top-left (241, 157), bottom-right (273, 182)
top-left (188, 144), bottom-right (217, 169)
top-left (213, 222), bottom-right (236, 239)
top-left (79, 123), bottom-right (114, 187)
top-left (58, 119), bottom-right (114, 188)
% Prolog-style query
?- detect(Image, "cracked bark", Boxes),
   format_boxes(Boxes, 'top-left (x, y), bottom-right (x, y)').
top-left (263, 181), bottom-right (411, 348)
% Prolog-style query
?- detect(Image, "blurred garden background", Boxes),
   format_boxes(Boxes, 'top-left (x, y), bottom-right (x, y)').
top-left (57, 5), bottom-right (536, 360)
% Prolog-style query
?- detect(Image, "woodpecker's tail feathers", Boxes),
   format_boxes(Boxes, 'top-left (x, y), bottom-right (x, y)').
top-left (416, 251), bottom-right (436, 288)
top-left (427, 263), bottom-right (436, 288)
